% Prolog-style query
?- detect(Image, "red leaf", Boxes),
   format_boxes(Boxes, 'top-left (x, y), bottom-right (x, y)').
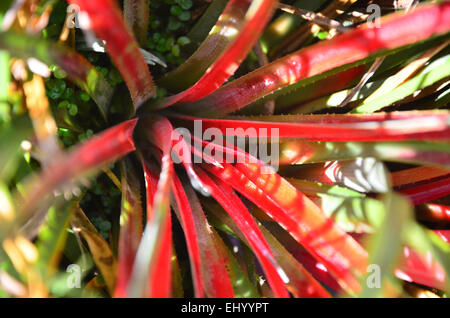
top-left (138, 115), bottom-right (234, 297)
top-left (67, 0), bottom-right (155, 108)
top-left (0, 31), bottom-right (113, 119)
top-left (435, 230), bottom-right (450, 243)
top-left (22, 119), bottom-right (137, 215)
top-left (143, 161), bottom-right (172, 298)
top-left (196, 168), bottom-right (290, 298)
top-left (124, 0), bottom-right (150, 46)
top-left (114, 158), bottom-right (144, 298)
top-left (158, 0), bottom-right (252, 92)
top-left (172, 174), bottom-right (234, 297)
top-left (399, 175), bottom-right (450, 205)
top-left (392, 166), bottom-right (450, 188)
top-left (124, 117), bottom-right (175, 297)
top-left (155, 0), bottom-right (278, 108)
top-left (173, 111), bottom-right (450, 141)
top-left (149, 215), bottom-right (172, 298)
top-left (205, 199), bottom-right (332, 297)
top-left (182, 3), bottom-right (450, 116)
top-left (202, 157), bottom-right (368, 293)
top-left (417, 204), bottom-right (450, 225)
top-left (126, 154), bottom-right (173, 297)
top-left (353, 233), bottom-right (449, 291)
top-left (396, 246), bottom-right (447, 291)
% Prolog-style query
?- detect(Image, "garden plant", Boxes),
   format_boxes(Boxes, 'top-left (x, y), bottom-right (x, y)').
top-left (0, 0), bottom-right (449, 298)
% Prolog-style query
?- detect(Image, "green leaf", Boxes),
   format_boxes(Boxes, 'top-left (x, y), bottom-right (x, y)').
top-left (0, 116), bottom-right (33, 182)
top-left (360, 193), bottom-right (413, 297)
top-left (287, 178), bottom-right (385, 233)
top-left (0, 50), bottom-right (10, 123)
top-left (0, 1), bottom-right (13, 25)
top-left (0, 183), bottom-right (14, 236)
top-left (211, 229), bottom-right (260, 298)
top-left (403, 224), bottom-right (450, 293)
top-left (355, 54), bottom-right (450, 113)
top-left (35, 203), bottom-right (73, 281)
top-left (279, 139), bottom-right (450, 167)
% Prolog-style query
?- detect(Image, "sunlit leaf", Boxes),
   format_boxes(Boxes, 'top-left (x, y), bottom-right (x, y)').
top-left (206, 200), bottom-right (330, 298)
top-left (0, 116), bottom-right (33, 182)
top-left (21, 119), bottom-right (137, 220)
top-left (182, 3), bottom-right (450, 116)
top-left (355, 54), bottom-right (450, 113)
top-left (196, 168), bottom-right (290, 297)
top-left (152, 0), bottom-right (278, 108)
top-left (360, 193), bottom-right (412, 297)
top-left (202, 158), bottom-right (368, 293)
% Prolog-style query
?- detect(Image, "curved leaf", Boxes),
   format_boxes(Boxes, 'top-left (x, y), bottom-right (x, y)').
top-left (153, 0), bottom-right (278, 108)
top-left (125, 117), bottom-right (174, 297)
top-left (206, 199), bottom-right (330, 298)
top-left (71, 205), bottom-right (117, 295)
top-left (174, 111), bottom-right (450, 141)
top-left (202, 159), bottom-right (368, 293)
top-left (158, 0), bottom-right (251, 92)
top-left (392, 166), bottom-right (450, 188)
top-left (196, 168), bottom-right (290, 298)
top-left (126, 156), bottom-right (172, 298)
top-left (182, 3), bottom-right (450, 116)
top-left (354, 54), bottom-right (450, 113)
top-left (399, 175), bottom-right (450, 205)
top-left (184, 0), bottom-right (228, 54)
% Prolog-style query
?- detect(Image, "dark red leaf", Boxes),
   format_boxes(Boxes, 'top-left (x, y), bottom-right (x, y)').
top-left (173, 111), bottom-right (450, 141)
top-left (172, 173), bottom-right (235, 297)
top-left (67, 0), bottom-right (155, 108)
top-left (22, 119), bottom-right (137, 216)
top-left (196, 168), bottom-right (290, 298)
top-left (114, 158), bottom-right (144, 297)
top-left (202, 158), bottom-right (368, 293)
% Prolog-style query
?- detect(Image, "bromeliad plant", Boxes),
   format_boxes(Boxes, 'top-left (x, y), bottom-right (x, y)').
top-left (0, 0), bottom-right (450, 298)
